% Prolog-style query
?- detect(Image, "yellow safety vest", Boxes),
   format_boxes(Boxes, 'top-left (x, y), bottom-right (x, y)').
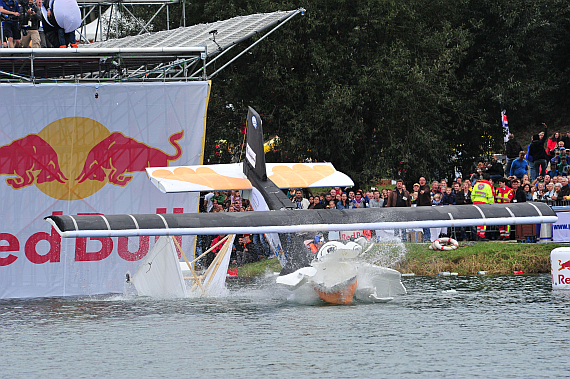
top-left (471, 180), bottom-right (495, 204)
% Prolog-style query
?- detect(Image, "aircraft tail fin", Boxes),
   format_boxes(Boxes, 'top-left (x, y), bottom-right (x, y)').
top-left (243, 107), bottom-right (267, 180)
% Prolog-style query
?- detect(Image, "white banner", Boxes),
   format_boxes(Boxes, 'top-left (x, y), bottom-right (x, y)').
top-left (0, 82), bottom-right (210, 299)
top-left (552, 211), bottom-right (570, 242)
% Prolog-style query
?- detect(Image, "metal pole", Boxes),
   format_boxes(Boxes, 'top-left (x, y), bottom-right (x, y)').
top-left (182, 0), bottom-right (186, 27)
top-left (166, 4), bottom-right (169, 30)
top-left (136, 4), bottom-right (166, 36)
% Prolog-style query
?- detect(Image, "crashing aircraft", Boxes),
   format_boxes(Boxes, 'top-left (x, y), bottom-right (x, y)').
top-left (45, 107), bottom-right (558, 304)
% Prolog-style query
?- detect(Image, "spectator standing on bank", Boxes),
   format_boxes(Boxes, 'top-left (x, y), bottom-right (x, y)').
top-left (351, 191), bottom-right (367, 209)
top-left (509, 151), bottom-right (530, 179)
top-left (486, 155), bottom-right (504, 182)
top-left (505, 134), bottom-right (523, 176)
top-left (511, 179), bottom-right (526, 203)
top-left (336, 192), bottom-right (351, 209)
top-left (291, 189), bottom-right (310, 209)
top-left (527, 124), bottom-right (548, 180)
top-left (387, 179), bottom-right (411, 241)
top-left (417, 177), bottom-right (432, 242)
top-left (547, 132), bottom-right (560, 162)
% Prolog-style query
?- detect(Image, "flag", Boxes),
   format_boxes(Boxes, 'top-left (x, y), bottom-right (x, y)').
top-left (501, 110), bottom-right (509, 143)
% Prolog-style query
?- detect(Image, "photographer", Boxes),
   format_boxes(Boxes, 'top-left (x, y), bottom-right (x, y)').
top-left (0, 0), bottom-right (21, 48)
top-left (19, 0), bottom-right (40, 48)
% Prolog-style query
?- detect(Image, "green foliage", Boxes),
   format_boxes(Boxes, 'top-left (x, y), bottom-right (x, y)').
top-left (132, 0), bottom-right (570, 185)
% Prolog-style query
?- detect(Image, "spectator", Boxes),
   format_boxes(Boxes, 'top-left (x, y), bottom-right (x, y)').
top-left (528, 124), bottom-right (548, 180)
top-left (0, 0), bottom-right (21, 48)
top-left (337, 192), bottom-right (352, 209)
top-left (323, 192), bottom-right (334, 206)
top-left (417, 177), bottom-right (432, 242)
top-left (232, 235), bottom-right (245, 265)
top-left (386, 179), bottom-right (410, 241)
top-left (430, 181), bottom-right (441, 197)
top-left (487, 155), bottom-right (504, 182)
top-left (204, 191), bottom-right (215, 212)
top-left (348, 190), bottom-right (355, 201)
top-left (291, 189), bottom-right (310, 209)
top-left (207, 234), bottom-right (225, 267)
top-left (19, 0), bottom-right (40, 48)
top-left (253, 233), bottom-right (270, 258)
top-left (381, 188), bottom-right (389, 207)
top-left (559, 176), bottom-right (570, 199)
top-left (505, 133), bottom-right (523, 175)
top-left (287, 188), bottom-right (296, 199)
top-left (34, 0), bottom-right (45, 47)
top-left (544, 182), bottom-right (555, 200)
top-left (441, 186), bottom-right (456, 205)
top-left (328, 200), bottom-right (336, 209)
top-left (547, 132), bottom-right (560, 161)
top-left (432, 193), bottom-right (442, 206)
top-left (242, 234), bottom-right (260, 262)
top-left (410, 183), bottom-right (420, 205)
top-left (511, 179), bottom-right (526, 203)
top-left (551, 183), bottom-right (563, 204)
top-left (351, 191), bottom-right (367, 209)
top-left (560, 156), bottom-right (570, 176)
top-left (522, 183), bottom-right (533, 202)
top-left (509, 151), bottom-right (530, 179)
top-left (309, 196), bottom-right (325, 209)
top-left (561, 130), bottom-right (570, 149)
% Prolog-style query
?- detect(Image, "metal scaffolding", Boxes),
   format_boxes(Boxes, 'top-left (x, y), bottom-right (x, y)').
top-left (0, 8), bottom-right (304, 82)
top-left (76, 0), bottom-right (183, 43)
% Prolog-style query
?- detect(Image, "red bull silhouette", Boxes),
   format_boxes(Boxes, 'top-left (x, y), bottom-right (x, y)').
top-left (0, 134), bottom-right (68, 189)
top-left (558, 259), bottom-right (570, 271)
top-left (76, 131), bottom-right (184, 186)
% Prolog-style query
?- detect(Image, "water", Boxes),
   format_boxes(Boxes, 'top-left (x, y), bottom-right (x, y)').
top-left (1, 274), bottom-right (569, 378)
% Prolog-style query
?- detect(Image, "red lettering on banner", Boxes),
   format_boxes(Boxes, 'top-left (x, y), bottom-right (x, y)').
top-left (0, 233), bottom-right (19, 266)
top-left (118, 236), bottom-right (150, 261)
top-left (155, 207), bottom-right (183, 258)
top-left (75, 237), bottom-right (113, 262)
top-left (24, 211), bottom-right (62, 264)
top-left (559, 275), bottom-right (570, 285)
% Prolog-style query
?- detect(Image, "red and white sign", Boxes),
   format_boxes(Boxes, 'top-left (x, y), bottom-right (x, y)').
top-left (551, 247), bottom-right (570, 289)
top-left (0, 82), bottom-right (210, 299)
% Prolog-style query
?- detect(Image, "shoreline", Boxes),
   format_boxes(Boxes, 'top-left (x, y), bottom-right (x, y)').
top-left (236, 242), bottom-right (568, 277)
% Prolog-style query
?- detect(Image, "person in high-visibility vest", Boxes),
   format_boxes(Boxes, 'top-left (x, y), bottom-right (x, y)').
top-left (495, 178), bottom-right (514, 239)
top-left (471, 173), bottom-right (495, 239)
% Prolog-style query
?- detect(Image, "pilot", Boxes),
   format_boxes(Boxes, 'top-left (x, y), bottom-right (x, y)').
top-left (307, 233), bottom-right (324, 254)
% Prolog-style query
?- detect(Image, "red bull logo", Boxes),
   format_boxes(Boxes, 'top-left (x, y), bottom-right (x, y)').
top-left (558, 259), bottom-right (570, 271)
top-left (0, 134), bottom-right (68, 189)
top-left (0, 117), bottom-right (184, 200)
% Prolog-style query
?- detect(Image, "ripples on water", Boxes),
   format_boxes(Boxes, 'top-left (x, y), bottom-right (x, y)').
top-left (1, 274), bottom-right (569, 379)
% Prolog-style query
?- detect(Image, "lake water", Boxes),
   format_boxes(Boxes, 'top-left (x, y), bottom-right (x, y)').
top-left (1, 274), bottom-right (568, 378)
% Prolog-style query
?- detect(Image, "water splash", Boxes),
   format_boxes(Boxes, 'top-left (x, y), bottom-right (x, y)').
top-left (360, 238), bottom-right (407, 268)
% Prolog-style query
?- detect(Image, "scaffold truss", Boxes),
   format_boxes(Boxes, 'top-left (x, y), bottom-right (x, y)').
top-left (0, 8), bottom-right (304, 82)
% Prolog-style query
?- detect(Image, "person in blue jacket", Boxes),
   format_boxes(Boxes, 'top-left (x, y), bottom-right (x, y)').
top-left (509, 150), bottom-right (530, 180)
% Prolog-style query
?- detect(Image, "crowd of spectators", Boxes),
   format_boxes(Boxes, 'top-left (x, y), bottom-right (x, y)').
top-left (0, 0), bottom-right (79, 48)
top-left (198, 124), bottom-right (570, 266)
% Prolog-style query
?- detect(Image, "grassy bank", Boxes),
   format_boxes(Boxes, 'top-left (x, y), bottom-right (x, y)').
top-left (396, 242), bottom-right (566, 275)
top-left (237, 242), bottom-right (567, 277)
